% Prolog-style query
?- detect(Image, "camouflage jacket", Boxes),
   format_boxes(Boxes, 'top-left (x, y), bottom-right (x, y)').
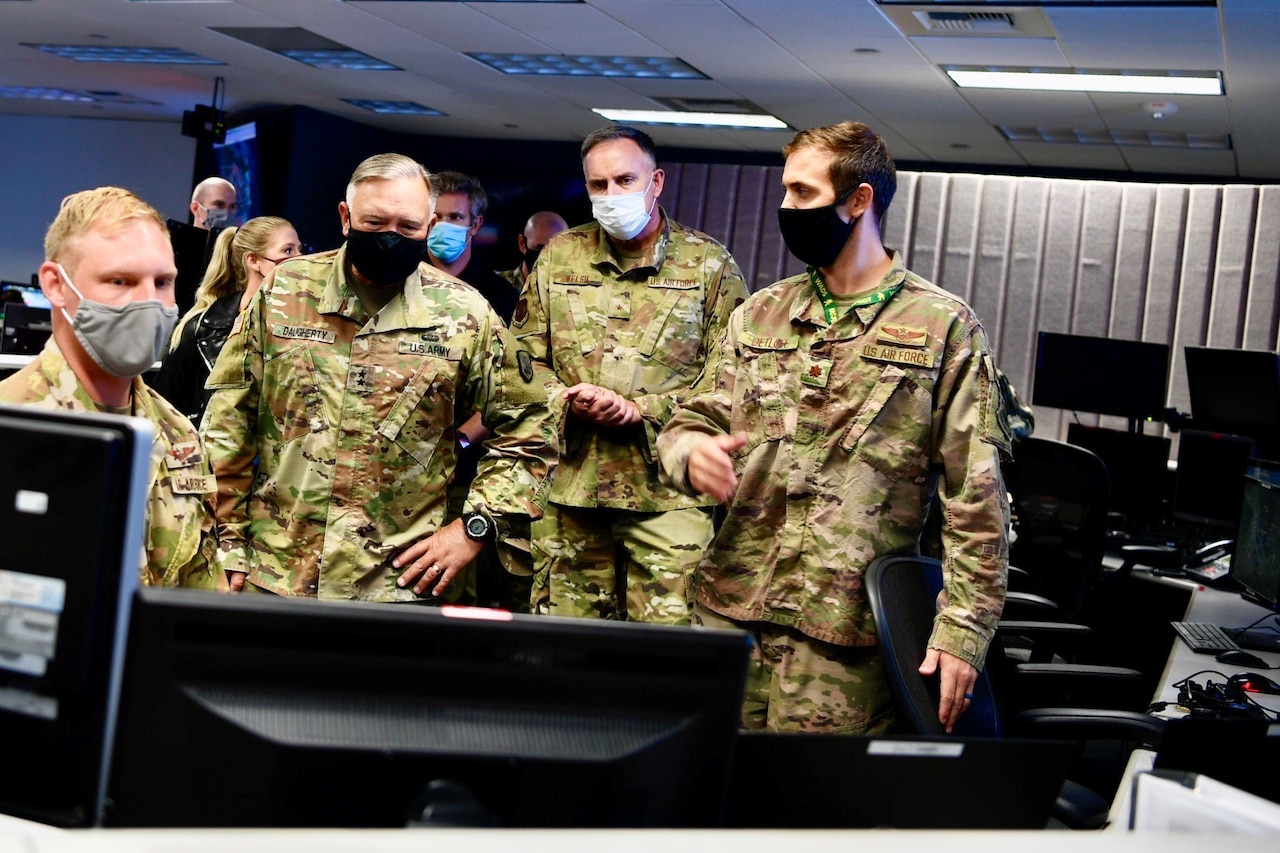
top-left (657, 254), bottom-right (1009, 667)
top-left (201, 246), bottom-right (555, 601)
top-left (0, 337), bottom-right (219, 589)
top-left (513, 209), bottom-right (747, 510)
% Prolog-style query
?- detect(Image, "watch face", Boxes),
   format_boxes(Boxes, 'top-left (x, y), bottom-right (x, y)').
top-left (466, 514), bottom-right (491, 540)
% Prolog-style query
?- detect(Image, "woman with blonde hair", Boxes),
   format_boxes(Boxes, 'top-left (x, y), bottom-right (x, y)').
top-left (152, 215), bottom-right (300, 423)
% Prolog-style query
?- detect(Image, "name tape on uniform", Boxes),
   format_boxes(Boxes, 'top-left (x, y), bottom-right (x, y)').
top-left (398, 340), bottom-right (460, 359)
top-left (273, 324), bottom-right (336, 344)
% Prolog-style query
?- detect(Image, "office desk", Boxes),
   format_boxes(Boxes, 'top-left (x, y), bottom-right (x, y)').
top-left (3, 827), bottom-right (1280, 852)
top-left (1148, 570), bottom-right (1280, 713)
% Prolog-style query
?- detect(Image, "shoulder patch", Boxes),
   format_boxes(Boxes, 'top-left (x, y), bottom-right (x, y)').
top-left (511, 297), bottom-right (529, 329)
top-left (517, 349), bottom-right (534, 383)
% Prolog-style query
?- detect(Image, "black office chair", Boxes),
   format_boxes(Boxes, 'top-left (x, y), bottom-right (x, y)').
top-left (1006, 437), bottom-right (1111, 625)
top-left (865, 554), bottom-right (1164, 829)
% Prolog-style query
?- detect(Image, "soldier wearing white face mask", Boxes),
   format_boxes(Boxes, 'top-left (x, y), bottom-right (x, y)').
top-left (0, 187), bottom-right (220, 590)
top-left (512, 125), bottom-right (749, 624)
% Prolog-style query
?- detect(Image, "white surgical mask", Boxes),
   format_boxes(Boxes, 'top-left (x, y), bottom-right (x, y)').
top-left (590, 173), bottom-right (656, 241)
top-left (57, 264), bottom-right (178, 378)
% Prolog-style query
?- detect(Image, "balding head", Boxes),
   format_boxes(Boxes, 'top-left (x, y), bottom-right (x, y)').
top-left (518, 210), bottom-right (570, 276)
top-left (189, 177), bottom-right (238, 229)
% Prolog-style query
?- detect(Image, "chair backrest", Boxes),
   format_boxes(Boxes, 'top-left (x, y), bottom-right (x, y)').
top-left (1006, 437), bottom-right (1110, 621)
top-left (865, 554), bottom-right (1001, 737)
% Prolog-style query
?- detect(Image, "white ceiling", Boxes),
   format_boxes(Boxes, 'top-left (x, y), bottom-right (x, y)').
top-left (1, 0), bottom-right (1276, 179)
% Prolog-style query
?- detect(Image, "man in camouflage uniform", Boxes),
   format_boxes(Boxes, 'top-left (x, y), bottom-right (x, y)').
top-left (498, 210), bottom-right (569, 290)
top-left (513, 126), bottom-right (747, 623)
top-left (657, 122), bottom-right (1009, 733)
top-left (202, 153), bottom-right (554, 601)
top-left (0, 187), bottom-right (218, 589)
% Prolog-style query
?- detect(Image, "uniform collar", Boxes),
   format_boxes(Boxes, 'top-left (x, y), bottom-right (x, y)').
top-left (35, 335), bottom-right (147, 413)
top-left (791, 250), bottom-right (909, 329)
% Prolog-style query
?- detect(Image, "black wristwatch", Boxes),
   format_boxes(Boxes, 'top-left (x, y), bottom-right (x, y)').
top-left (463, 512), bottom-right (494, 542)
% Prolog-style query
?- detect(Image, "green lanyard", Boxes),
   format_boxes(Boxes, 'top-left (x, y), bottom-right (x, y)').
top-left (808, 268), bottom-right (901, 324)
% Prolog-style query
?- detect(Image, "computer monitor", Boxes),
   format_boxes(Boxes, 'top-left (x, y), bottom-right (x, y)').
top-left (1066, 423), bottom-right (1170, 532)
top-left (0, 303), bottom-right (52, 355)
top-left (0, 281), bottom-right (51, 309)
top-left (1184, 346), bottom-right (1280, 435)
top-left (105, 590), bottom-right (751, 828)
top-left (166, 219), bottom-right (219, 317)
top-left (1033, 331), bottom-right (1170, 422)
top-left (213, 121), bottom-right (261, 221)
top-left (1154, 718), bottom-right (1280, 805)
top-left (727, 732), bottom-right (1078, 829)
top-left (1232, 461), bottom-right (1280, 613)
top-left (1172, 430), bottom-right (1258, 531)
top-left (0, 405), bottom-right (152, 828)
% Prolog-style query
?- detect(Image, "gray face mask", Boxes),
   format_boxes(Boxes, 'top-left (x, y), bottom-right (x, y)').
top-left (197, 203), bottom-right (232, 230)
top-left (57, 264), bottom-right (179, 378)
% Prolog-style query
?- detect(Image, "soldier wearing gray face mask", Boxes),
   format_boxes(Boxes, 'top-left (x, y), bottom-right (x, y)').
top-left (0, 186), bottom-right (220, 591)
top-left (190, 177), bottom-right (238, 231)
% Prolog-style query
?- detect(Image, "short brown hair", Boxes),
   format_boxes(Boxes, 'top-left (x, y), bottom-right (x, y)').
top-left (783, 122), bottom-right (896, 219)
top-left (44, 186), bottom-right (168, 271)
top-left (428, 171), bottom-right (488, 222)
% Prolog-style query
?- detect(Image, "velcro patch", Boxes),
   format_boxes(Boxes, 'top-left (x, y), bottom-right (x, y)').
top-left (648, 278), bottom-right (699, 290)
top-left (273, 324), bottom-right (336, 344)
top-left (876, 324), bottom-right (929, 347)
top-left (399, 340), bottom-right (460, 359)
top-left (165, 441), bottom-right (201, 469)
top-left (740, 332), bottom-right (798, 351)
top-left (553, 275), bottom-right (598, 286)
top-left (861, 343), bottom-right (936, 369)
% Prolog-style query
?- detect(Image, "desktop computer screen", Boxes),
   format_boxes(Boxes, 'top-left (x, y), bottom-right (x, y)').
top-left (1232, 462), bottom-right (1280, 613)
top-left (0, 303), bottom-right (52, 355)
top-left (1033, 331), bottom-right (1169, 422)
top-left (1184, 346), bottom-right (1280, 432)
top-left (1066, 423), bottom-right (1170, 532)
top-left (0, 281), bottom-right (51, 309)
top-left (0, 405), bottom-right (152, 828)
top-left (1172, 430), bottom-right (1258, 531)
top-left (105, 590), bottom-right (751, 829)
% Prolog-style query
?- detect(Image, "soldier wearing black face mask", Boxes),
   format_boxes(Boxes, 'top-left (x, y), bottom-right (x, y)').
top-left (201, 153), bottom-right (556, 604)
top-left (497, 210), bottom-right (569, 292)
top-left (659, 121), bottom-right (1010, 736)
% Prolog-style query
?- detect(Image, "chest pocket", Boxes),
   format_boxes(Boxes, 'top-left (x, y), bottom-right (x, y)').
top-left (377, 359), bottom-right (456, 469)
top-left (635, 281), bottom-right (705, 377)
top-left (730, 333), bottom-right (796, 455)
top-left (262, 344), bottom-right (328, 446)
top-left (549, 281), bottom-right (603, 368)
top-left (838, 363), bottom-right (933, 484)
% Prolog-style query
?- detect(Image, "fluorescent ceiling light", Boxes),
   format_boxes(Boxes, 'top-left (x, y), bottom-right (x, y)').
top-left (279, 49), bottom-right (398, 70)
top-left (345, 99), bottom-right (444, 116)
top-left (24, 44), bottom-right (223, 65)
top-left (469, 53), bottom-right (704, 79)
top-left (0, 86), bottom-right (95, 102)
top-left (592, 108), bottom-right (787, 130)
top-left (946, 67), bottom-right (1222, 96)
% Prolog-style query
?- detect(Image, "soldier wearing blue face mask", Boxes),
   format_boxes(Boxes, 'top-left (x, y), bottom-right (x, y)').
top-left (189, 177), bottom-right (238, 231)
top-left (425, 171), bottom-right (516, 324)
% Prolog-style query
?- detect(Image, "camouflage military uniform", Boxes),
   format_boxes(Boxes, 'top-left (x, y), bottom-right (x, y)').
top-left (497, 266), bottom-right (523, 290)
top-left (658, 252), bottom-right (1009, 730)
top-left (513, 209), bottom-right (747, 623)
top-left (0, 337), bottom-right (219, 589)
top-left (201, 246), bottom-right (554, 601)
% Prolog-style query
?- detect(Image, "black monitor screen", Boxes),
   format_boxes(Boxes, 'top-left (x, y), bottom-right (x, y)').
top-left (1184, 346), bottom-right (1280, 431)
top-left (0, 281), bottom-right (51, 309)
top-left (1172, 430), bottom-right (1257, 529)
top-left (105, 590), bottom-right (750, 829)
top-left (1066, 423), bottom-right (1170, 531)
top-left (1033, 331), bottom-right (1170, 421)
top-left (1232, 465), bottom-right (1280, 611)
top-left (0, 405), bottom-right (151, 828)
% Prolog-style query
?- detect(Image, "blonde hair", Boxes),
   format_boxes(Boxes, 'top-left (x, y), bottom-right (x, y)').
top-left (345, 153), bottom-right (433, 217)
top-left (169, 215), bottom-right (292, 349)
top-left (45, 187), bottom-right (167, 272)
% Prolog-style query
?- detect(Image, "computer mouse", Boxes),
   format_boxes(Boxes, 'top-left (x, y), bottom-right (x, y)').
top-left (1233, 672), bottom-right (1280, 695)
top-left (1214, 649), bottom-right (1271, 669)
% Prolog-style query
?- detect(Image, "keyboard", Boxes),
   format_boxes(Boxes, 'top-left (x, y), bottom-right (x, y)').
top-left (1171, 621), bottom-right (1241, 654)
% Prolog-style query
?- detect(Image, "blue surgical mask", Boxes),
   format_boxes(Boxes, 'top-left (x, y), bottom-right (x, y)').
top-left (428, 221), bottom-right (470, 264)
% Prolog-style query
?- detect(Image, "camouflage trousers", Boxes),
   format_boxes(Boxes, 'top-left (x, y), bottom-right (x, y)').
top-left (532, 504), bottom-right (714, 624)
top-left (696, 605), bottom-right (896, 734)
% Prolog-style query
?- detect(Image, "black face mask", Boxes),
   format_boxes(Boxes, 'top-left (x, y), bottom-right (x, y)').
top-left (776, 193), bottom-right (857, 269)
top-left (345, 227), bottom-right (427, 287)
top-left (523, 245), bottom-right (542, 270)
